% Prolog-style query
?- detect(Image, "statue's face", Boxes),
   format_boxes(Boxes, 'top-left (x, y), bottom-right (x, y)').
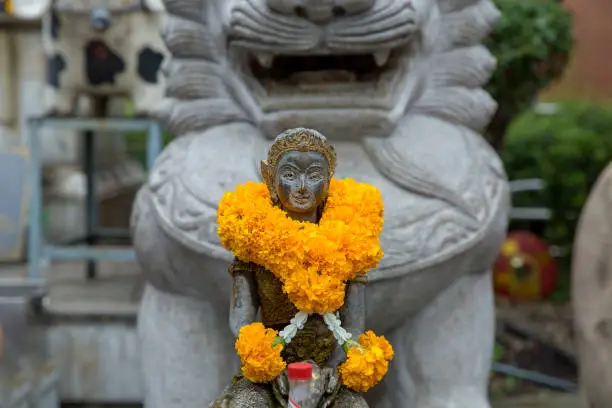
top-left (274, 150), bottom-right (330, 213)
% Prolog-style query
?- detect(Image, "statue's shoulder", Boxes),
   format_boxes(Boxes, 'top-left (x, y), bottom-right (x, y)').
top-left (229, 258), bottom-right (269, 276)
top-left (228, 258), bottom-right (251, 275)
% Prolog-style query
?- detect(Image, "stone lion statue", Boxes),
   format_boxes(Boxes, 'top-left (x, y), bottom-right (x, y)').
top-left (9, 0), bottom-right (168, 116)
top-left (131, 0), bottom-right (509, 407)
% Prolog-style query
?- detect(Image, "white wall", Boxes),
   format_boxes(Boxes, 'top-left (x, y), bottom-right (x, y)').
top-left (1, 25), bottom-right (142, 244)
top-left (1, 26), bottom-right (129, 166)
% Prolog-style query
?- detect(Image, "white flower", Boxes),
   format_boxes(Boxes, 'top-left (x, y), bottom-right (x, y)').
top-left (322, 312), bottom-right (352, 345)
top-left (278, 311), bottom-right (309, 344)
top-left (278, 311), bottom-right (354, 348)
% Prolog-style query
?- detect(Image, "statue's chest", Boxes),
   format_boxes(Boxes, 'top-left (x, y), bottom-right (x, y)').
top-left (253, 267), bottom-right (335, 367)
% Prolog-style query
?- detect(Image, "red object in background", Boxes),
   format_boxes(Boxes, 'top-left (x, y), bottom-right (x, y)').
top-left (494, 230), bottom-right (558, 300)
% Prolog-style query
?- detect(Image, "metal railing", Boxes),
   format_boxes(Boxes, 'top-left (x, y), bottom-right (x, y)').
top-left (509, 178), bottom-right (552, 221)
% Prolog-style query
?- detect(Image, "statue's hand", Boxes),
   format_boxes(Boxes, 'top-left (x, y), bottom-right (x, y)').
top-left (320, 367), bottom-right (342, 408)
top-left (273, 364), bottom-right (340, 407)
top-left (275, 369), bottom-right (290, 397)
top-left (322, 367), bottom-right (340, 394)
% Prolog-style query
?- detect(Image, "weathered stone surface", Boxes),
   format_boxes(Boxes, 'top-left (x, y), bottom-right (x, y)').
top-left (572, 162), bottom-right (612, 407)
top-left (131, 0), bottom-right (510, 407)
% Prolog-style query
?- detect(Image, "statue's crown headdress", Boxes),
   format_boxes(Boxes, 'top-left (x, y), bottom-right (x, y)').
top-left (266, 128), bottom-right (337, 175)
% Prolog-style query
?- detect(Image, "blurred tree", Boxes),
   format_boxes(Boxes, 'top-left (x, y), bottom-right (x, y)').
top-left (503, 101), bottom-right (612, 255)
top-left (485, 0), bottom-right (574, 151)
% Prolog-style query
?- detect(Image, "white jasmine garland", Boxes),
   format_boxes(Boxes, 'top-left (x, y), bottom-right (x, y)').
top-left (278, 311), bottom-right (309, 343)
top-left (323, 312), bottom-right (353, 344)
top-left (278, 311), bottom-right (353, 347)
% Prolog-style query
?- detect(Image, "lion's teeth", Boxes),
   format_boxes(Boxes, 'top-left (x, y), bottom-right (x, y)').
top-left (255, 53), bottom-right (273, 68)
top-left (373, 50), bottom-right (390, 67)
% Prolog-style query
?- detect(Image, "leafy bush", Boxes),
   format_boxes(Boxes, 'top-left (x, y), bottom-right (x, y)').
top-left (485, 0), bottom-right (574, 150)
top-left (503, 102), bottom-right (612, 248)
top-left (125, 130), bottom-right (174, 169)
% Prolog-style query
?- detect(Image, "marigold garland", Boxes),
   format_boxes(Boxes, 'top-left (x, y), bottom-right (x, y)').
top-left (338, 331), bottom-right (395, 392)
top-left (220, 178), bottom-right (392, 389)
top-left (235, 323), bottom-right (286, 383)
top-left (217, 178), bottom-right (384, 314)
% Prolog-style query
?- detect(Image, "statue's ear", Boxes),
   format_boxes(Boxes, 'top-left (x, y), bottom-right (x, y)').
top-left (261, 160), bottom-right (279, 202)
top-left (260, 160), bottom-right (271, 182)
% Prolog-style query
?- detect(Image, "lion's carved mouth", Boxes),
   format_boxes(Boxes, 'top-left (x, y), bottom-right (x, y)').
top-left (246, 50), bottom-right (398, 96)
top-left (249, 51), bottom-right (392, 85)
top-left (228, 0), bottom-right (416, 105)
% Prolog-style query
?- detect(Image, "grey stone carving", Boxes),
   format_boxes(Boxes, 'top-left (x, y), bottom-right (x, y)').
top-left (572, 162), bottom-right (612, 407)
top-left (132, 0), bottom-right (510, 406)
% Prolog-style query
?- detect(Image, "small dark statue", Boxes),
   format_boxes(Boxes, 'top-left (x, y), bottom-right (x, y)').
top-left (211, 128), bottom-right (385, 408)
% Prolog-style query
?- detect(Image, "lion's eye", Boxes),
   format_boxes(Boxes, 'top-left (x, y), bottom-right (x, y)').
top-left (283, 172), bottom-right (296, 180)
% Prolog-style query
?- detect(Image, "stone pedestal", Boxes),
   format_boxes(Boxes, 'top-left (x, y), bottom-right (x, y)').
top-left (0, 281), bottom-right (60, 408)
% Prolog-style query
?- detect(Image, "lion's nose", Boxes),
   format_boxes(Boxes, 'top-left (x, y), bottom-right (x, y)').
top-left (267, 0), bottom-right (375, 23)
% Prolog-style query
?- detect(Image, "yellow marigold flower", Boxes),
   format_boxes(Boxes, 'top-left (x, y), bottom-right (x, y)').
top-left (358, 330), bottom-right (394, 361)
top-left (216, 179), bottom-right (384, 314)
top-left (235, 323), bottom-right (286, 383)
top-left (338, 331), bottom-right (394, 392)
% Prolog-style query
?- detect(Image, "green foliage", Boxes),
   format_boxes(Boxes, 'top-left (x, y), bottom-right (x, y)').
top-left (125, 130), bottom-right (174, 168)
top-left (493, 343), bottom-right (505, 361)
top-left (485, 0), bottom-right (574, 149)
top-left (486, 0), bottom-right (574, 112)
top-left (503, 102), bottom-right (612, 250)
